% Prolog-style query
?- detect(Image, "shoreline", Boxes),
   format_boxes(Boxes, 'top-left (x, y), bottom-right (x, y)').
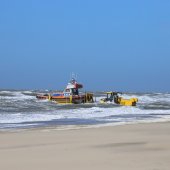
top-left (1, 121), bottom-right (170, 170)
top-left (1, 118), bottom-right (170, 133)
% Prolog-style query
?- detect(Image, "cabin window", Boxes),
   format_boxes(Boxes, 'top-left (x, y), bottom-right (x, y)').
top-left (65, 89), bottom-right (70, 92)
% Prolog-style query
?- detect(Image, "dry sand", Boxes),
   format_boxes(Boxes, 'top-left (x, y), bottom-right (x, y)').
top-left (0, 122), bottom-right (170, 170)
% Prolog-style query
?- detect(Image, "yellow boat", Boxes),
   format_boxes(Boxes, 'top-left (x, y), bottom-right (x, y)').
top-left (100, 92), bottom-right (138, 106)
top-left (117, 97), bottom-right (138, 106)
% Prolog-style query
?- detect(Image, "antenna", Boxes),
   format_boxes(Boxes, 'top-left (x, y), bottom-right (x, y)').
top-left (70, 72), bottom-right (78, 80)
top-left (75, 73), bottom-right (78, 80)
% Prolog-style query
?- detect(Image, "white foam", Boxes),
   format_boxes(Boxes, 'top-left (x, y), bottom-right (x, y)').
top-left (0, 112), bottom-right (64, 124)
top-left (0, 91), bottom-right (35, 101)
top-left (1, 92), bottom-right (170, 127)
top-left (1, 102), bottom-right (170, 124)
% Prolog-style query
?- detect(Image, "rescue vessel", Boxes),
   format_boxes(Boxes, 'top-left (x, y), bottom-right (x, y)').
top-left (36, 78), bottom-right (94, 104)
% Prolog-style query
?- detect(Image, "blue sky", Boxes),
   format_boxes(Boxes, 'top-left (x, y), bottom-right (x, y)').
top-left (0, 0), bottom-right (170, 92)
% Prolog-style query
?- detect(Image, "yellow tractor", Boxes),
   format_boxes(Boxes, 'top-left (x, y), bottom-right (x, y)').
top-left (100, 92), bottom-right (138, 106)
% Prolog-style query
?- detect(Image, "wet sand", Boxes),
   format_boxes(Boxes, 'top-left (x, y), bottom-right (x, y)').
top-left (0, 122), bottom-right (170, 170)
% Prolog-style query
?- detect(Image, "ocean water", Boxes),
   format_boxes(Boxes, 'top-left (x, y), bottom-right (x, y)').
top-left (0, 90), bottom-right (170, 131)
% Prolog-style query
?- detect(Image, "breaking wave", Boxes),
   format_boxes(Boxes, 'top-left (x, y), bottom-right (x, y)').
top-left (0, 90), bottom-right (170, 130)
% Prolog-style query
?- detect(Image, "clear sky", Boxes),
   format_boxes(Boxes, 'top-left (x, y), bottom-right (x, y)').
top-left (0, 0), bottom-right (170, 92)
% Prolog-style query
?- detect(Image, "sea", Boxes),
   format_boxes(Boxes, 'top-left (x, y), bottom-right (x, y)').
top-left (0, 90), bottom-right (170, 131)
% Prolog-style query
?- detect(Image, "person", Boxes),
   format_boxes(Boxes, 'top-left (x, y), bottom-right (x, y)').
top-left (114, 94), bottom-right (119, 104)
top-left (72, 88), bottom-right (79, 95)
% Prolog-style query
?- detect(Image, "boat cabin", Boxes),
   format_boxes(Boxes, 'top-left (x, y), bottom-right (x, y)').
top-left (63, 78), bottom-right (83, 96)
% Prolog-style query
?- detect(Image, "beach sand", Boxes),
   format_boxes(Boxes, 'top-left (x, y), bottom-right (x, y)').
top-left (0, 122), bottom-right (170, 170)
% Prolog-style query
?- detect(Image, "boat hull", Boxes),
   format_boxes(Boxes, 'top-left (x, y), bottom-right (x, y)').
top-left (50, 95), bottom-right (84, 104)
top-left (36, 94), bottom-right (49, 100)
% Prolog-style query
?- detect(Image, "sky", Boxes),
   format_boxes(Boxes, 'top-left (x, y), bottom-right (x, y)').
top-left (0, 0), bottom-right (170, 92)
